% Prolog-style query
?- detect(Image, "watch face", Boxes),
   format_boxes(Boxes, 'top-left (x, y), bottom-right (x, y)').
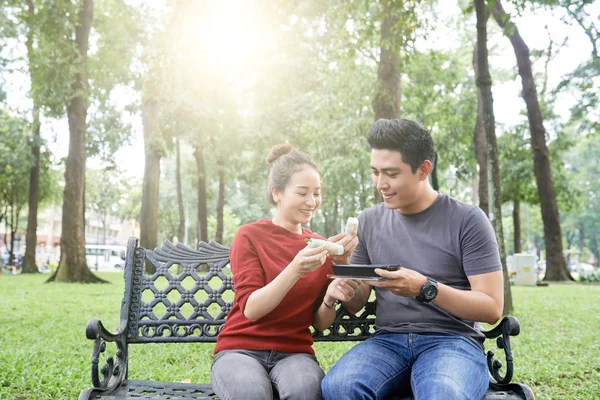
top-left (422, 283), bottom-right (437, 300)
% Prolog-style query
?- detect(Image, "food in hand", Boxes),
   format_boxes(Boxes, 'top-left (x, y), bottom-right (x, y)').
top-left (345, 217), bottom-right (359, 236)
top-left (306, 238), bottom-right (344, 255)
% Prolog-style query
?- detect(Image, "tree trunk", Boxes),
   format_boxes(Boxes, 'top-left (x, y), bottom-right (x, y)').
top-left (22, 107), bottom-right (40, 274)
top-left (431, 152), bottom-right (439, 191)
top-left (578, 224), bottom-right (585, 256)
top-left (513, 198), bottom-right (521, 254)
top-left (472, 44), bottom-right (489, 217)
top-left (140, 97), bottom-right (161, 273)
top-left (175, 136), bottom-right (185, 244)
top-left (372, 1), bottom-right (401, 121)
top-left (22, 111), bottom-right (41, 273)
top-left (491, 0), bottom-right (572, 281)
top-left (474, 0), bottom-right (512, 315)
top-left (49, 0), bottom-right (105, 283)
top-left (22, 0), bottom-right (40, 274)
top-left (102, 215), bottom-right (107, 245)
top-left (215, 159), bottom-right (225, 244)
top-left (332, 200), bottom-right (339, 237)
top-left (194, 142), bottom-right (208, 244)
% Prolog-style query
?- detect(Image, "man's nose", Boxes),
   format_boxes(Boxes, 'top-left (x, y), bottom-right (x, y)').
top-left (376, 175), bottom-right (389, 190)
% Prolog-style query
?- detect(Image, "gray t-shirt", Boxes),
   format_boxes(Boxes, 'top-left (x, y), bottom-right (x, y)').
top-left (350, 192), bottom-right (502, 345)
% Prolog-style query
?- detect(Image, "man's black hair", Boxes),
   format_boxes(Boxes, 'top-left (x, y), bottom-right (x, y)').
top-left (367, 118), bottom-right (436, 173)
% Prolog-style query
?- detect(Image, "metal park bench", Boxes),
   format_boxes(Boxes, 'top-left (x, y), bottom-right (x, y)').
top-left (79, 237), bottom-right (535, 399)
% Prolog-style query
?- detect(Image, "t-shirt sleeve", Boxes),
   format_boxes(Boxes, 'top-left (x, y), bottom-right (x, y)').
top-left (461, 207), bottom-right (502, 276)
top-left (229, 229), bottom-right (266, 314)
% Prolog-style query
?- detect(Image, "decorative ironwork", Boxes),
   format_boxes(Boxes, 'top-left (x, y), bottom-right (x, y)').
top-left (123, 240), bottom-right (232, 343)
top-left (483, 315), bottom-right (520, 385)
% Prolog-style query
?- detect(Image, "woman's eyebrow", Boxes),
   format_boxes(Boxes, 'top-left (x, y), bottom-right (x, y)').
top-left (295, 185), bottom-right (321, 190)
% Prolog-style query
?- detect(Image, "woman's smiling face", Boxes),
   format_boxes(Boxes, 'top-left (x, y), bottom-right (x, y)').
top-left (273, 165), bottom-right (322, 226)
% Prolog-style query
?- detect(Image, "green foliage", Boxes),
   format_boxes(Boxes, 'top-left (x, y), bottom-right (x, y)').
top-left (86, 166), bottom-right (130, 227)
top-left (560, 133), bottom-right (600, 265)
top-left (556, 59), bottom-right (600, 136)
top-left (207, 206), bottom-right (242, 246)
top-left (0, 111), bottom-right (59, 226)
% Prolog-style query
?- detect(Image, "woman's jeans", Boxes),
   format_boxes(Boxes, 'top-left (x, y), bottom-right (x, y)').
top-left (211, 349), bottom-right (324, 400)
top-left (321, 332), bottom-right (489, 400)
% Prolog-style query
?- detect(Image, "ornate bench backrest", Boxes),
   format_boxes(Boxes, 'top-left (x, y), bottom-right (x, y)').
top-left (121, 238), bottom-right (377, 344)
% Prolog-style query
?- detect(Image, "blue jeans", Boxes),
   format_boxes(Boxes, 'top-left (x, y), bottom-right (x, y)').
top-left (321, 332), bottom-right (488, 400)
top-left (211, 349), bottom-right (324, 400)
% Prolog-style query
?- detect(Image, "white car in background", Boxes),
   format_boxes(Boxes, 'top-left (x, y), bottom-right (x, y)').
top-left (85, 245), bottom-right (126, 271)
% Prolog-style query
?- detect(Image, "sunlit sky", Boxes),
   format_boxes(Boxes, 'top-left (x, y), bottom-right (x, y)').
top-left (2, 1), bottom-right (598, 180)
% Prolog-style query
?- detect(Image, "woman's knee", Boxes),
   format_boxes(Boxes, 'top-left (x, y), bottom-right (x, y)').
top-left (272, 354), bottom-right (324, 400)
top-left (211, 351), bottom-right (273, 400)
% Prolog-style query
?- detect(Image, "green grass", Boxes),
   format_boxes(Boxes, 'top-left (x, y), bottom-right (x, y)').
top-left (0, 274), bottom-right (598, 400)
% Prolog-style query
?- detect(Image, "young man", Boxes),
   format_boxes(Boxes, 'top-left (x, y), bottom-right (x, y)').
top-left (321, 119), bottom-right (504, 400)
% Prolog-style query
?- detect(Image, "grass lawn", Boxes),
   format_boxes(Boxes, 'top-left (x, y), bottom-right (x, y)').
top-left (0, 273), bottom-right (598, 400)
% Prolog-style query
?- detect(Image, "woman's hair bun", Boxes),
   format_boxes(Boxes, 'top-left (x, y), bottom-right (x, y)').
top-left (266, 143), bottom-right (295, 165)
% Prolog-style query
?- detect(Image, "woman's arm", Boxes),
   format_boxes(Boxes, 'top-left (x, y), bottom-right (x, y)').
top-left (313, 278), bottom-right (361, 331)
top-left (243, 245), bottom-right (329, 322)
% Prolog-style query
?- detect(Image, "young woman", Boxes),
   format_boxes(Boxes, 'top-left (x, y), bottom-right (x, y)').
top-left (210, 144), bottom-right (361, 400)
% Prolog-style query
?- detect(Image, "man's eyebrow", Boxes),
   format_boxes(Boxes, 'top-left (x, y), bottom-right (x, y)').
top-left (370, 166), bottom-right (400, 172)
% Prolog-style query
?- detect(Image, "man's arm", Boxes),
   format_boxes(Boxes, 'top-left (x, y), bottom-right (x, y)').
top-left (370, 268), bottom-right (503, 325)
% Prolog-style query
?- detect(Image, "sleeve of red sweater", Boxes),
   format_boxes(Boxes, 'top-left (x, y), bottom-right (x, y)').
top-left (229, 227), bottom-right (266, 315)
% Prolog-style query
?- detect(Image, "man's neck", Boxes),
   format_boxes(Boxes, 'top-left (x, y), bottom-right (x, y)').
top-left (397, 187), bottom-right (438, 215)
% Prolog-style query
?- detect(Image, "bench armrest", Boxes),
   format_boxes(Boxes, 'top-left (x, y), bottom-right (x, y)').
top-left (481, 315), bottom-right (520, 385)
top-left (85, 319), bottom-right (129, 391)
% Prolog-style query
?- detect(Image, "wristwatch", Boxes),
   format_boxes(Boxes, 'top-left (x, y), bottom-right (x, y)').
top-left (416, 277), bottom-right (438, 303)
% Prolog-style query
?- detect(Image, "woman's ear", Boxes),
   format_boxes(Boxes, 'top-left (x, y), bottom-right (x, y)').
top-left (271, 187), bottom-right (280, 203)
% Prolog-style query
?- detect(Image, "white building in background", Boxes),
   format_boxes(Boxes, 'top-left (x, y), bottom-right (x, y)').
top-left (0, 203), bottom-right (140, 264)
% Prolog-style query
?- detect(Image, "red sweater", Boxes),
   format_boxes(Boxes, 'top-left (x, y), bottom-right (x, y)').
top-left (214, 219), bottom-right (333, 355)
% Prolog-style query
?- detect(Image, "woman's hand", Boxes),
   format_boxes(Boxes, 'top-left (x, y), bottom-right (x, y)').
top-left (323, 278), bottom-right (361, 307)
top-left (327, 233), bottom-right (359, 265)
top-left (289, 245), bottom-right (329, 277)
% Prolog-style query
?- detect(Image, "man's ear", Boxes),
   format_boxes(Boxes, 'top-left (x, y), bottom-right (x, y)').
top-left (418, 160), bottom-right (433, 181)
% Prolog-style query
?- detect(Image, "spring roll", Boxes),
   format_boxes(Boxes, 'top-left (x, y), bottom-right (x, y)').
top-left (345, 217), bottom-right (359, 236)
top-left (306, 238), bottom-right (344, 255)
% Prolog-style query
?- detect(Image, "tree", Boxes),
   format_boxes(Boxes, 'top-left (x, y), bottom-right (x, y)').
top-left (86, 168), bottom-right (127, 245)
top-left (491, 0), bottom-right (572, 281)
top-left (139, 0), bottom-right (190, 267)
top-left (175, 137), bottom-right (185, 244)
top-left (474, 0), bottom-right (512, 314)
top-left (21, 0), bottom-right (43, 274)
top-left (0, 112), bottom-right (30, 268)
top-left (47, 0), bottom-right (104, 283)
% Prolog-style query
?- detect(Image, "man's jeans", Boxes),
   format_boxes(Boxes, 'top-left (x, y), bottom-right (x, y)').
top-left (321, 332), bottom-right (489, 400)
top-left (211, 349), bottom-right (324, 400)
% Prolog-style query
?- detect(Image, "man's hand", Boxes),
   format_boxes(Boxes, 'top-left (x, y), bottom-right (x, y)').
top-left (368, 267), bottom-right (427, 297)
top-left (327, 233), bottom-right (359, 265)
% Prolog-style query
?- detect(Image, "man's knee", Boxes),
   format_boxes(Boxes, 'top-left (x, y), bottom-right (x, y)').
top-left (414, 375), bottom-right (487, 400)
top-left (321, 370), bottom-right (359, 400)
